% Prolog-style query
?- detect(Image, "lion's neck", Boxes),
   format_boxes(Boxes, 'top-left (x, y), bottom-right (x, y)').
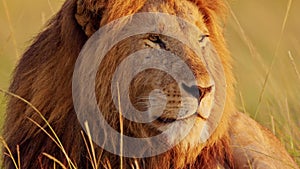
top-left (100, 133), bottom-right (233, 169)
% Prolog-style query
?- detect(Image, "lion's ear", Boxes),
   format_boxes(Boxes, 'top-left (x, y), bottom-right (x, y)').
top-left (75, 0), bottom-right (107, 37)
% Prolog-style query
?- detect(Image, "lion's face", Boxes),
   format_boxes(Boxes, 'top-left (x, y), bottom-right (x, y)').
top-left (128, 34), bottom-right (215, 147)
top-left (86, 0), bottom-right (219, 161)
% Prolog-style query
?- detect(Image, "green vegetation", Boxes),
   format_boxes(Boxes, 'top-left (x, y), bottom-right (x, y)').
top-left (0, 0), bottom-right (299, 167)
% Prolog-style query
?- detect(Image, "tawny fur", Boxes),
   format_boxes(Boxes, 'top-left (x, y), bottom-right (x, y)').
top-left (2, 0), bottom-right (298, 169)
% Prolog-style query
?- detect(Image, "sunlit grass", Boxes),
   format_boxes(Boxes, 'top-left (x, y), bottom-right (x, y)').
top-left (0, 87), bottom-right (140, 169)
top-left (227, 0), bottom-right (300, 164)
top-left (0, 88), bottom-right (78, 168)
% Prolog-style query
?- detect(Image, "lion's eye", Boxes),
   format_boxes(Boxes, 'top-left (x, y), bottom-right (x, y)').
top-left (148, 34), bottom-right (166, 49)
top-left (148, 34), bottom-right (160, 42)
top-left (198, 34), bottom-right (209, 43)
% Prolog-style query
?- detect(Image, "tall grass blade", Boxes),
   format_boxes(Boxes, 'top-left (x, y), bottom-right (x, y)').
top-left (1, 0), bottom-right (19, 59)
top-left (117, 82), bottom-right (124, 169)
top-left (254, 0), bottom-right (293, 119)
top-left (0, 88), bottom-right (76, 168)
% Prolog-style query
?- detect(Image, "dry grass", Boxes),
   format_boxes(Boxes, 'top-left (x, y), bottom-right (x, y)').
top-left (0, 0), bottom-right (299, 168)
top-left (0, 87), bottom-right (139, 169)
top-left (226, 1), bottom-right (300, 165)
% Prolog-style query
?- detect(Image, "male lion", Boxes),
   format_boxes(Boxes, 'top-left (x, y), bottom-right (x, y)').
top-left (2, 0), bottom-right (299, 169)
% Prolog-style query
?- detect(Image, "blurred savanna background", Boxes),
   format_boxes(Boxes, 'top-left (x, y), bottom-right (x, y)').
top-left (0, 0), bottom-right (299, 167)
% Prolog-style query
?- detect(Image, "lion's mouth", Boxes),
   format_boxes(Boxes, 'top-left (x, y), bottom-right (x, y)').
top-left (148, 83), bottom-right (214, 124)
top-left (156, 111), bottom-right (208, 124)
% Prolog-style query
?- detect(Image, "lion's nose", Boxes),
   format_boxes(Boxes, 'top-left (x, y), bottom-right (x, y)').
top-left (181, 83), bottom-right (213, 104)
top-left (181, 83), bottom-right (200, 100)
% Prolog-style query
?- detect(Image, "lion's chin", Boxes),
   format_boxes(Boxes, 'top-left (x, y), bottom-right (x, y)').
top-left (153, 116), bottom-right (208, 151)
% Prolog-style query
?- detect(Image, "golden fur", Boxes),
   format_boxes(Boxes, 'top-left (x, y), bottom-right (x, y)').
top-left (2, 0), bottom-right (298, 169)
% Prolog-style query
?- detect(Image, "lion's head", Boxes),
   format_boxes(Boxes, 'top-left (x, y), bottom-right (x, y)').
top-left (3, 0), bottom-right (236, 168)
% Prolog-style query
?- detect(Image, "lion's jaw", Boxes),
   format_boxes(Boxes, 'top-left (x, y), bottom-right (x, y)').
top-left (129, 67), bottom-right (215, 146)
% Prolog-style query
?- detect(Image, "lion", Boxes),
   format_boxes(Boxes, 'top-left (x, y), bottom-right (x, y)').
top-left (2, 0), bottom-right (299, 169)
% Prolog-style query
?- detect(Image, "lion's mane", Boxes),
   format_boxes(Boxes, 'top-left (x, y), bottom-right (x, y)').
top-left (2, 0), bottom-right (237, 168)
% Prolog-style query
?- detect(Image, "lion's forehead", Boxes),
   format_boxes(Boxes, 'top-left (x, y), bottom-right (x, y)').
top-left (144, 1), bottom-right (204, 21)
top-left (137, 0), bottom-right (206, 32)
